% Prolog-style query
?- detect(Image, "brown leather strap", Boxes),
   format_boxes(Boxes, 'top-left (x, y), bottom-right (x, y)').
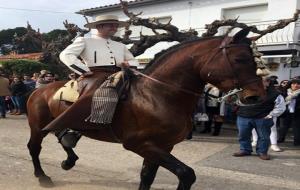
top-left (130, 69), bottom-right (203, 97)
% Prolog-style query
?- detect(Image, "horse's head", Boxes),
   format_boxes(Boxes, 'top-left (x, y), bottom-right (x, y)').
top-left (198, 27), bottom-right (265, 104)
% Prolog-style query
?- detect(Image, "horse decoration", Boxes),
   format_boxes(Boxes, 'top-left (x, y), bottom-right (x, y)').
top-left (26, 28), bottom-right (265, 190)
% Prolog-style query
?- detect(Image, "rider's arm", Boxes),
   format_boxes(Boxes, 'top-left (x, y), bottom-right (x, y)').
top-left (123, 45), bottom-right (139, 67)
top-left (59, 37), bottom-right (90, 75)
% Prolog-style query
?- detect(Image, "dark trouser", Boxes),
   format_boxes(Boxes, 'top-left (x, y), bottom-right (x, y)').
top-left (0, 96), bottom-right (6, 117)
top-left (237, 116), bottom-right (273, 154)
top-left (203, 107), bottom-right (223, 135)
top-left (11, 95), bottom-right (25, 112)
top-left (279, 113), bottom-right (300, 145)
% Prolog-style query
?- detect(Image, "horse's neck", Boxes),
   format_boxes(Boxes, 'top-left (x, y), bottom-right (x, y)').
top-left (148, 38), bottom-right (220, 87)
top-left (134, 39), bottom-right (219, 113)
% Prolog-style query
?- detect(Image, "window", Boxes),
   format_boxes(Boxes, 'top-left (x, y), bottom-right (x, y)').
top-left (223, 4), bottom-right (268, 22)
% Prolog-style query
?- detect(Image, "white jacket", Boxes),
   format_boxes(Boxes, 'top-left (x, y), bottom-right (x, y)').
top-left (59, 36), bottom-right (139, 75)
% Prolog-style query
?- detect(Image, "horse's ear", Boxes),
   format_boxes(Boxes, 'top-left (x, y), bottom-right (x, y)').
top-left (232, 27), bottom-right (251, 43)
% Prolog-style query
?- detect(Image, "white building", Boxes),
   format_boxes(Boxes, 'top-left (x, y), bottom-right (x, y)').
top-left (77, 0), bottom-right (300, 81)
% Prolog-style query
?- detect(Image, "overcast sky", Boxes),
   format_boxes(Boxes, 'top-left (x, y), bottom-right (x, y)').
top-left (0, 0), bottom-right (122, 32)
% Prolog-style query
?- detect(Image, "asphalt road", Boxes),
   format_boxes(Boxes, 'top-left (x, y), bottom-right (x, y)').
top-left (0, 115), bottom-right (300, 190)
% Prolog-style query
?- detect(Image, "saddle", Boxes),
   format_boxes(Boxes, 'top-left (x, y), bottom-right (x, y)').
top-left (51, 70), bottom-right (132, 126)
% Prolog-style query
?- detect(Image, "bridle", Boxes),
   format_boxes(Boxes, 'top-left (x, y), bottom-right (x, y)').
top-left (199, 36), bottom-right (261, 89)
top-left (132, 37), bottom-right (260, 99)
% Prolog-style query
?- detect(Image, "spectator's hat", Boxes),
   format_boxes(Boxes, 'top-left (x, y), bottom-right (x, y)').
top-left (84, 15), bottom-right (129, 29)
top-left (40, 70), bottom-right (48, 75)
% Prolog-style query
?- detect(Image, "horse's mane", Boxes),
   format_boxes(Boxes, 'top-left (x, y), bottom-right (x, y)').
top-left (142, 36), bottom-right (222, 74)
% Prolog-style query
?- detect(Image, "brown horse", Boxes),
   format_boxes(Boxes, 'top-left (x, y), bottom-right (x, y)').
top-left (26, 28), bottom-right (265, 190)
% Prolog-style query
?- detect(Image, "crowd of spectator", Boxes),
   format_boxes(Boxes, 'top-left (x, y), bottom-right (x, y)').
top-left (0, 69), bottom-right (57, 117)
top-left (190, 75), bottom-right (300, 159)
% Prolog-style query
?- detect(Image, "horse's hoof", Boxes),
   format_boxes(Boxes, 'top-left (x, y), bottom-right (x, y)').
top-left (39, 175), bottom-right (54, 188)
top-left (61, 160), bottom-right (76, 170)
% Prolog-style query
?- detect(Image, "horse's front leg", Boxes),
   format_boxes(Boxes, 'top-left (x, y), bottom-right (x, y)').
top-left (27, 130), bottom-right (54, 187)
top-left (60, 144), bottom-right (79, 170)
top-left (139, 159), bottom-right (159, 190)
top-left (127, 143), bottom-right (196, 190)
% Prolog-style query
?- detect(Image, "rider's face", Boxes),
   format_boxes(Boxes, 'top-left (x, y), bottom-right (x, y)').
top-left (97, 23), bottom-right (118, 38)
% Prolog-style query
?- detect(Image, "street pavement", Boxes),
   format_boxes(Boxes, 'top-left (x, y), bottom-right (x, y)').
top-left (0, 115), bottom-right (300, 190)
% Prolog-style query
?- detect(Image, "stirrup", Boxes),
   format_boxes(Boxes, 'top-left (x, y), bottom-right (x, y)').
top-left (56, 129), bottom-right (82, 148)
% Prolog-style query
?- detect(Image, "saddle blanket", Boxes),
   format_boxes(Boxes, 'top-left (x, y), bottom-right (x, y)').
top-left (85, 71), bottom-right (126, 125)
top-left (53, 80), bottom-right (79, 103)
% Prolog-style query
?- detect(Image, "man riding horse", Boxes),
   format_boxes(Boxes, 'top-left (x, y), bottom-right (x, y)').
top-left (45, 15), bottom-right (139, 147)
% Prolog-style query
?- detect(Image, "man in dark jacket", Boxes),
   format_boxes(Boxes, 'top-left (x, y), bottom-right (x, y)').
top-left (10, 76), bottom-right (27, 115)
top-left (233, 77), bottom-right (280, 160)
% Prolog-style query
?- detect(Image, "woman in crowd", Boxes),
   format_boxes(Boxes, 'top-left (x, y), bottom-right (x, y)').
top-left (200, 84), bottom-right (225, 136)
top-left (278, 77), bottom-right (300, 146)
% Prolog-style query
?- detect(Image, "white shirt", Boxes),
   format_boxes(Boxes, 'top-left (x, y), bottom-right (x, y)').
top-left (59, 36), bottom-right (139, 75)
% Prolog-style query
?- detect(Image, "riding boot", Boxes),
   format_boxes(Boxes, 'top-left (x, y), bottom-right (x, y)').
top-left (55, 129), bottom-right (82, 148)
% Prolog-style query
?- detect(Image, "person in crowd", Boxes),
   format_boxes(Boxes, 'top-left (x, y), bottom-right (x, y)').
top-left (35, 72), bottom-right (55, 88)
top-left (278, 77), bottom-right (300, 146)
top-left (10, 76), bottom-right (27, 115)
top-left (277, 80), bottom-right (290, 97)
top-left (31, 73), bottom-right (40, 81)
top-left (40, 70), bottom-right (48, 75)
top-left (200, 84), bottom-right (225, 136)
top-left (268, 75), bottom-right (279, 87)
top-left (251, 76), bottom-right (286, 152)
top-left (44, 73), bottom-right (55, 83)
top-left (233, 77), bottom-right (282, 160)
top-left (5, 96), bottom-right (14, 114)
top-left (0, 70), bottom-right (11, 118)
top-left (23, 74), bottom-right (36, 91)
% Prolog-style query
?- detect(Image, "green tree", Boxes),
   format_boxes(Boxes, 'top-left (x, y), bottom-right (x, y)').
top-left (42, 29), bottom-right (68, 42)
top-left (0, 27), bottom-right (27, 45)
top-left (0, 59), bottom-right (48, 76)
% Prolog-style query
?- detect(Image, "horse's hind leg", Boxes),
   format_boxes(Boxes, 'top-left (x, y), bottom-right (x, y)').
top-left (139, 159), bottom-right (159, 190)
top-left (131, 144), bottom-right (196, 190)
top-left (27, 130), bottom-right (54, 187)
top-left (60, 145), bottom-right (79, 170)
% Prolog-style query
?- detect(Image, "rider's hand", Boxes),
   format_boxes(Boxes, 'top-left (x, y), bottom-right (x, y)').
top-left (121, 61), bottom-right (130, 68)
top-left (78, 71), bottom-right (94, 81)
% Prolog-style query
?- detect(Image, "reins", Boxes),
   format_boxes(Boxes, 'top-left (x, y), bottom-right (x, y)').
top-left (130, 37), bottom-right (260, 101)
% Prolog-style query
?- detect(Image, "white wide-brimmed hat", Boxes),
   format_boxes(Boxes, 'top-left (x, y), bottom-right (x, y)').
top-left (84, 15), bottom-right (128, 29)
